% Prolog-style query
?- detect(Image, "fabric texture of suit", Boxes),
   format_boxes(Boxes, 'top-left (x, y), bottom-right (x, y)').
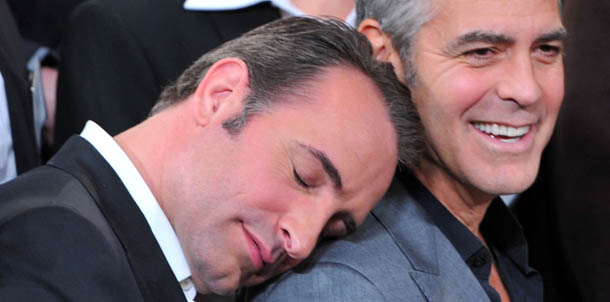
top-left (7, 0), bottom-right (85, 49)
top-left (0, 136), bottom-right (185, 301)
top-left (53, 0), bottom-right (281, 151)
top-left (0, 0), bottom-right (40, 175)
top-left (242, 177), bottom-right (492, 302)
top-left (512, 1), bottom-right (610, 301)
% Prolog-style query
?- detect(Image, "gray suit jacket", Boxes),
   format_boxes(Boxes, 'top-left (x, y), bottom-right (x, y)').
top-left (244, 178), bottom-right (490, 301)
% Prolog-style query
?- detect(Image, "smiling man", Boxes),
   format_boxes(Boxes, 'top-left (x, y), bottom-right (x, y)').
top-left (243, 1), bottom-right (566, 302)
top-left (0, 17), bottom-right (420, 301)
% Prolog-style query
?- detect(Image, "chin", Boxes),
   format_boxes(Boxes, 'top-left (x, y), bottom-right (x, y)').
top-left (478, 168), bottom-right (539, 196)
top-left (207, 280), bottom-right (240, 296)
top-left (196, 270), bottom-right (241, 296)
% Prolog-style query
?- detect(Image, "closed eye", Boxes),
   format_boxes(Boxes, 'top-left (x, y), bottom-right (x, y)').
top-left (293, 168), bottom-right (310, 188)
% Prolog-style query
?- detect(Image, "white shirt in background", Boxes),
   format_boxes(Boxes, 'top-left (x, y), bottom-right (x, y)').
top-left (183, 0), bottom-right (356, 26)
top-left (0, 72), bottom-right (17, 185)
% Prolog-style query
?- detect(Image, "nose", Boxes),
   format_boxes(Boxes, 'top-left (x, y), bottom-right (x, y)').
top-left (496, 53), bottom-right (542, 107)
top-left (278, 206), bottom-right (331, 260)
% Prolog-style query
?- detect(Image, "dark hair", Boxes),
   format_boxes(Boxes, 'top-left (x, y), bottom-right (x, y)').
top-left (151, 17), bottom-right (421, 165)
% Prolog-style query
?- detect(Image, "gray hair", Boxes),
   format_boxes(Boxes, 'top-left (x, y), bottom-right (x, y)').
top-left (356, 0), bottom-right (434, 86)
top-left (151, 17), bottom-right (422, 165)
top-left (356, 0), bottom-right (564, 86)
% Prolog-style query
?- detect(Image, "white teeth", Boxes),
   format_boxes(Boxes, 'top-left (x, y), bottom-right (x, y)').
top-left (473, 123), bottom-right (530, 139)
top-left (500, 137), bottom-right (519, 143)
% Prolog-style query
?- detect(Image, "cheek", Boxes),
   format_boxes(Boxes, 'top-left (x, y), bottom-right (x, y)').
top-left (446, 69), bottom-right (496, 115)
top-left (233, 156), bottom-right (293, 212)
top-left (541, 70), bottom-right (565, 117)
top-left (415, 68), bottom-right (492, 125)
top-left (237, 178), bottom-right (298, 216)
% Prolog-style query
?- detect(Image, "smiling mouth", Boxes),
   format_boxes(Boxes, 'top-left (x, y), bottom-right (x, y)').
top-left (472, 122), bottom-right (530, 143)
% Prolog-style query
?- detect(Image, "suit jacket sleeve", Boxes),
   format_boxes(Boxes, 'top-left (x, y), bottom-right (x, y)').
top-left (247, 263), bottom-right (386, 302)
top-left (54, 0), bottom-right (159, 149)
top-left (0, 207), bottom-right (139, 301)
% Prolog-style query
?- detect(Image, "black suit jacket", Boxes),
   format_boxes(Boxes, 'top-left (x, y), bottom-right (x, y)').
top-left (512, 1), bottom-right (610, 301)
top-left (0, 136), bottom-right (185, 301)
top-left (7, 0), bottom-right (85, 49)
top-left (0, 0), bottom-right (39, 174)
top-left (53, 0), bottom-right (281, 151)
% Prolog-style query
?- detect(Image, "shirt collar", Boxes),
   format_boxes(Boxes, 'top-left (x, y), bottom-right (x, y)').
top-left (80, 121), bottom-right (195, 300)
top-left (398, 170), bottom-right (533, 274)
top-left (183, 0), bottom-right (356, 26)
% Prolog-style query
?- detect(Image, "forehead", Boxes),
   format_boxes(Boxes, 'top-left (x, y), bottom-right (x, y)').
top-left (424, 0), bottom-right (562, 38)
top-left (267, 66), bottom-right (398, 186)
top-left (287, 66), bottom-right (395, 146)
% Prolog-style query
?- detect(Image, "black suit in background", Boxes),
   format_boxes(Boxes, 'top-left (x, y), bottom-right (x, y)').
top-left (0, 0), bottom-right (40, 175)
top-left (7, 0), bottom-right (85, 49)
top-left (53, 0), bottom-right (281, 151)
top-left (512, 1), bottom-right (610, 301)
top-left (0, 136), bottom-right (185, 301)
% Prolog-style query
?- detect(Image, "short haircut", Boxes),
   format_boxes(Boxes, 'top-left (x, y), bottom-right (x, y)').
top-left (356, 0), bottom-right (434, 86)
top-left (152, 17), bottom-right (422, 165)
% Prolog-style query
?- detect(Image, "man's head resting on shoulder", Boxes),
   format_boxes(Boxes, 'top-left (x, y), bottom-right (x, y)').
top-left (115, 17), bottom-right (421, 295)
top-left (355, 0), bottom-right (566, 203)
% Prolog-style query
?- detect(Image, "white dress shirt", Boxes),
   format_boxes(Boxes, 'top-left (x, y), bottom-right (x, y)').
top-left (0, 71), bottom-right (17, 185)
top-left (80, 121), bottom-right (196, 302)
top-left (183, 0), bottom-right (356, 26)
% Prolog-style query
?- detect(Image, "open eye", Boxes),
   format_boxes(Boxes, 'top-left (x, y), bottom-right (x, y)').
top-left (538, 44), bottom-right (561, 56)
top-left (464, 47), bottom-right (497, 64)
top-left (534, 44), bottom-right (562, 64)
top-left (462, 47), bottom-right (500, 67)
top-left (466, 47), bottom-right (495, 58)
top-left (293, 168), bottom-right (311, 188)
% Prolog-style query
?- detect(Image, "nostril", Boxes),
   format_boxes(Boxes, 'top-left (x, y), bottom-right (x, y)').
top-left (282, 229), bottom-right (292, 250)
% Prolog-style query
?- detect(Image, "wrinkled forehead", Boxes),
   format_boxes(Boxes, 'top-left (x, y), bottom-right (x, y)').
top-left (421, 0), bottom-right (563, 41)
top-left (430, 0), bottom-right (562, 14)
top-left (429, 0), bottom-right (562, 22)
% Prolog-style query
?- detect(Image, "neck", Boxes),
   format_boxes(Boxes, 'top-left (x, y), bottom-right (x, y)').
top-left (290, 0), bottom-right (354, 20)
top-left (114, 108), bottom-right (183, 215)
top-left (413, 158), bottom-right (495, 240)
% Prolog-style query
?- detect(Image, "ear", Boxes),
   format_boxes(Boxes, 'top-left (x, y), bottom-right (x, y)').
top-left (358, 18), bottom-right (406, 81)
top-left (191, 58), bottom-right (250, 127)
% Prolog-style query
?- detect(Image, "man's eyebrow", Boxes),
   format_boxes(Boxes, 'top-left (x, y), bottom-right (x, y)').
top-left (534, 27), bottom-right (568, 44)
top-left (446, 30), bottom-right (515, 52)
top-left (298, 143), bottom-right (343, 190)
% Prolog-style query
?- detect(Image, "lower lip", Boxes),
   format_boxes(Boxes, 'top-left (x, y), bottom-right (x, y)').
top-left (242, 225), bottom-right (264, 271)
top-left (472, 124), bottom-right (535, 152)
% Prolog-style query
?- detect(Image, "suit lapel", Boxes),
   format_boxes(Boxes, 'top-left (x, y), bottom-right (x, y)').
top-left (409, 269), bottom-right (488, 302)
top-left (372, 178), bottom-right (489, 302)
top-left (48, 137), bottom-right (186, 302)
